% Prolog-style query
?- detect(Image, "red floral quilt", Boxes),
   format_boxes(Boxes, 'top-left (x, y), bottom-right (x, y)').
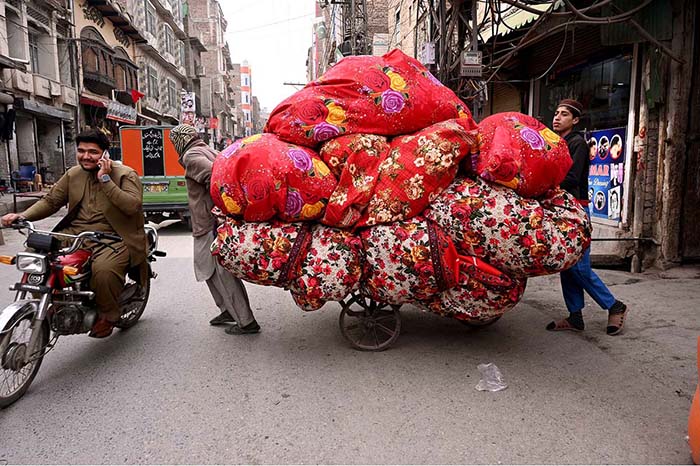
top-left (289, 226), bottom-right (365, 311)
top-left (211, 216), bottom-right (312, 287)
top-left (319, 134), bottom-right (390, 228)
top-left (356, 118), bottom-right (479, 227)
top-left (264, 49), bottom-right (472, 147)
top-left (472, 112), bottom-right (572, 198)
top-left (211, 133), bottom-right (337, 222)
top-left (421, 276), bottom-right (527, 323)
top-left (424, 176), bottom-right (591, 277)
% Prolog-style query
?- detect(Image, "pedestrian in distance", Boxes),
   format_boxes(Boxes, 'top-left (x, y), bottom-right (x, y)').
top-left (546, 99), bottom-right (629, 335)
top-left (169, 124), bottom-right (261, 335)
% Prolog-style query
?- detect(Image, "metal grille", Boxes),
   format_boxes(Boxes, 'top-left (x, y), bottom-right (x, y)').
top-left (27, 6), bottom-right (50, 26)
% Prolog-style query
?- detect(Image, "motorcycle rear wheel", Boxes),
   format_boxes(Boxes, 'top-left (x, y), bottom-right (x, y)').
top-left (115, 277), bottom-right (150, 330)
top-left (0, 309), bottom-right (50, 408)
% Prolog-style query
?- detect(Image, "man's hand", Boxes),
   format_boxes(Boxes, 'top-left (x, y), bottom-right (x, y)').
top-left (1, 213), bottom-right (23, 227)
top-left (97, 152), bottom-right (112, 180)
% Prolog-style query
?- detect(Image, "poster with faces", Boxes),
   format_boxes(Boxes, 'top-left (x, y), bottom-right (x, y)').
top-left (587, 128), bottom-right (626, 222)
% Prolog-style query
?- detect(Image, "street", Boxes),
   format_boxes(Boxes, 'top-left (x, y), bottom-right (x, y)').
top-left (0, 212), bottom-right (697, 464)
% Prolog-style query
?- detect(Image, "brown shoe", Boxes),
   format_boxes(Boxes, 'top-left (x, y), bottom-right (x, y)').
top-left (89, 317), bottom-right (116, 338)
top-left (606, 304), bottom-right (628, 335)
top-left (546, 317), bottom-right (584, 332)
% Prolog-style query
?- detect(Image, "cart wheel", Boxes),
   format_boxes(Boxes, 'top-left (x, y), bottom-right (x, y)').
top-left (460, 316), bottom-right (501, 328)
top-left (339, 294), bottom-right (401, 351)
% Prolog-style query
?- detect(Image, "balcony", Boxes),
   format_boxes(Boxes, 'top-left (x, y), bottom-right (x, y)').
top-left (83, 70), bottom-right (116, 96)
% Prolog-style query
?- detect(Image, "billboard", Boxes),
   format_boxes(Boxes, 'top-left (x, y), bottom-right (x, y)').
top-left (587, 127), bottom-right (626, 222)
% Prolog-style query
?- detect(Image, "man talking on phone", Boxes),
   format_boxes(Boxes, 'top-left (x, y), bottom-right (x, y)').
top-left (1, 129), bottom-right (147, 338)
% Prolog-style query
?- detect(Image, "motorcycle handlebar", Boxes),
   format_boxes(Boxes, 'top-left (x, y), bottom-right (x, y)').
top-left (7, 221), bottom-right (123, 255)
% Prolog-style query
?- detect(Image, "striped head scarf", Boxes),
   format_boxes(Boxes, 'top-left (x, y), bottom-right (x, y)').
top-left (170, 124), bottom-right (199, 156)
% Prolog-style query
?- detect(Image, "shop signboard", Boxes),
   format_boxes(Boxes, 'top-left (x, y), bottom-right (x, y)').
top-left (587, 127), bottom-right (626, 222)
top-left (106, 100), bottom-right (137, 124)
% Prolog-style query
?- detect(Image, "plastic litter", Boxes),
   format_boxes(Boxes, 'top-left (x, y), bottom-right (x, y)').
top-left (475, 363), bottom-right (508, 392)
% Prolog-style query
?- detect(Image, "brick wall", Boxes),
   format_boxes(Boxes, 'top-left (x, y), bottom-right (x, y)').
top-left (367, 0), bottom-right (389, 37)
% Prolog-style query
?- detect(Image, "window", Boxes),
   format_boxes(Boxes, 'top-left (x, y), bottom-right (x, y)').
top-left (244, 94), bottom-right (249, 104)
top-left (394, 8), bottom-right (401, 37)
top-left (243, 76), bottom-right (249, 86)
top-left (6, 9), bottom-right (26, 60)
top-left (57, 39), bottom-right (75, 86)
top-left (145, 1), bottom-right (157, 35)
top-left (179, 41), bottom-right (186, 68)
top-left (148, 66), bottom-right (159, 100)
top-left (167, 79), bottom-right (177, 109)
top-left (170, 0), bottom-right (180, 22)
top-left (115, 64), bottom-right (126, 90)
top-left (164, 25), bottom-right (175, 55)
top-left (29, 33), bottom-right (40, 74)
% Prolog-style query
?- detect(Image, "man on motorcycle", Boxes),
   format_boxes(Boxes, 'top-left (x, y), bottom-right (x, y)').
top-left (1, 129), bottom-right (147, 338)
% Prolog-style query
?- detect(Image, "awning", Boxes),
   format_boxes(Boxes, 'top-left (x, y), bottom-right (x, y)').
top-left (481, 1), bottom-right (564, 42)
top-left (80, 96), bottom-right (107, 108)
top-left (14, 98), bottom-right (73, 121)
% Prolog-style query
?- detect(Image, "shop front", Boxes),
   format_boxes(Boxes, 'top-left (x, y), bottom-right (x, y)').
top-left (80, 96), bottom-right (138, 161)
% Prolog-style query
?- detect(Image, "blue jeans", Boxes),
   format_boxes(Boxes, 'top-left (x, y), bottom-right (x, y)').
top-left (560, 246), bottom-right (617, 314)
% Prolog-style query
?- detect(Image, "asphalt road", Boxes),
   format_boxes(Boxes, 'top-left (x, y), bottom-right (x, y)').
top-left (0, 213), bottom-right (697, 464)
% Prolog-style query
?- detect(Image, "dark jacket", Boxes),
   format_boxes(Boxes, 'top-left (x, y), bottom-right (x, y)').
top-left (560, 131), bottom-right (590, 200)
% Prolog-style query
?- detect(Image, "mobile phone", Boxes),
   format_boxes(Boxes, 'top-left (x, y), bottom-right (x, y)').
top-left (102, 150), bottom-right (110, 160)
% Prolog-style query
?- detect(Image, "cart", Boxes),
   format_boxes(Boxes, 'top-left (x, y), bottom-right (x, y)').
top-left (336, 291), bottom-right (501, 351)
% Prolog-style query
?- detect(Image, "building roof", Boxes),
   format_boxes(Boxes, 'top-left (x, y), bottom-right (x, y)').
top-left (481, 1), bottom-right (563, 42)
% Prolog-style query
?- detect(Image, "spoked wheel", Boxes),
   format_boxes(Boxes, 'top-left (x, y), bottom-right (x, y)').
top-left (0, 309), bottom-right (50, 408)
top-left (339, 294), bottom-right (401, 351)
top-left (115, 277), bottom-right (150, 330)
top-left (459, 316), bottom-right (501, 328)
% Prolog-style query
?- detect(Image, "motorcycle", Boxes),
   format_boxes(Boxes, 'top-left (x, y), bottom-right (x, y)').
top-left (0, 220), bottom-right (166, 408)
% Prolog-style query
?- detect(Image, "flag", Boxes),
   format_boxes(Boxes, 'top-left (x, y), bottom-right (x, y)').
top-left (130, 89), bottom-right (145, 103)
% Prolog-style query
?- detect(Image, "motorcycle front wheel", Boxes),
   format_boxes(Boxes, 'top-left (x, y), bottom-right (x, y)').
top-left (0, 309), bottom-right (50, 408)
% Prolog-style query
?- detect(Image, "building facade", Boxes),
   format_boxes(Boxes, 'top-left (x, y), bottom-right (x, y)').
top-left (0, 0), bottom-right (78, 185)
top-left (75, 0), bottom-right (143, 161)
top-left (127, 0), bottom-right (188, 128)
top-left (188, 0), bottom-right (237, 147)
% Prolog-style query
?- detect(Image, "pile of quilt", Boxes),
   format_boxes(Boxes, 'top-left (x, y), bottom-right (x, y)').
top-left (209, 49), bottom-right (590, 324)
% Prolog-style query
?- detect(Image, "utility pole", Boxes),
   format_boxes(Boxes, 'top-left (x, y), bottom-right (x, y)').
top-left (426, 0), bottom-right (479, 113)
top-left (331, 0), bottom-right (369, 56)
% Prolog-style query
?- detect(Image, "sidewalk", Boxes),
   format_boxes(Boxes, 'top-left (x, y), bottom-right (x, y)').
top-left (0, 191), bottom-right (47, 245)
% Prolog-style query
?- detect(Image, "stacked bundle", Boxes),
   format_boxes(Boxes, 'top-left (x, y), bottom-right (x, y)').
top-left (209, 49), bottom-right (590, 324)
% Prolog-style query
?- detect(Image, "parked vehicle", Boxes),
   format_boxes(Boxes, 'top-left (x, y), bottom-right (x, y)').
top-left (120, 126), bottom-right (191, 228)
top-left (0, 220), bottom-right (166, 407)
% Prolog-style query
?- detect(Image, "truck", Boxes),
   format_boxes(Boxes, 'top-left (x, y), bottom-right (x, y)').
top-left (119, 125), bottom-right (191, 228)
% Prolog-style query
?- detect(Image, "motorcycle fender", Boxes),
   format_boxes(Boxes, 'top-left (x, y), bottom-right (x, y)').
top-left (0, 300), bottom-right (39, 334)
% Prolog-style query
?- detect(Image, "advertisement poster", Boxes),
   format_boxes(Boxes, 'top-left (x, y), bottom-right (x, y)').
top-left (587, 127), bottom-right (626, 222)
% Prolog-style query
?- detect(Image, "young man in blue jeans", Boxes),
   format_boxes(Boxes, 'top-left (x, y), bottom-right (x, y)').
top-left (546, 99), bottom-right (628, 335)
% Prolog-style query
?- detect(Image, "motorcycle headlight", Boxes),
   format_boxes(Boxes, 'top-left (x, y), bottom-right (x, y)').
top-left (16, 253), bottom-right (47, 274)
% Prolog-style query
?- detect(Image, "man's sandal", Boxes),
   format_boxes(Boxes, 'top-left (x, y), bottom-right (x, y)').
top-left (606, 307), bottom-right (628, 335)
top-left (546, 318), bottom-right (584, 332)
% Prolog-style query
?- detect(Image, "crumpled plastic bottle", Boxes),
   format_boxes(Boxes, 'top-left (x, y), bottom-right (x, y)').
top-left (475, 363), bottom-right (508, 392)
